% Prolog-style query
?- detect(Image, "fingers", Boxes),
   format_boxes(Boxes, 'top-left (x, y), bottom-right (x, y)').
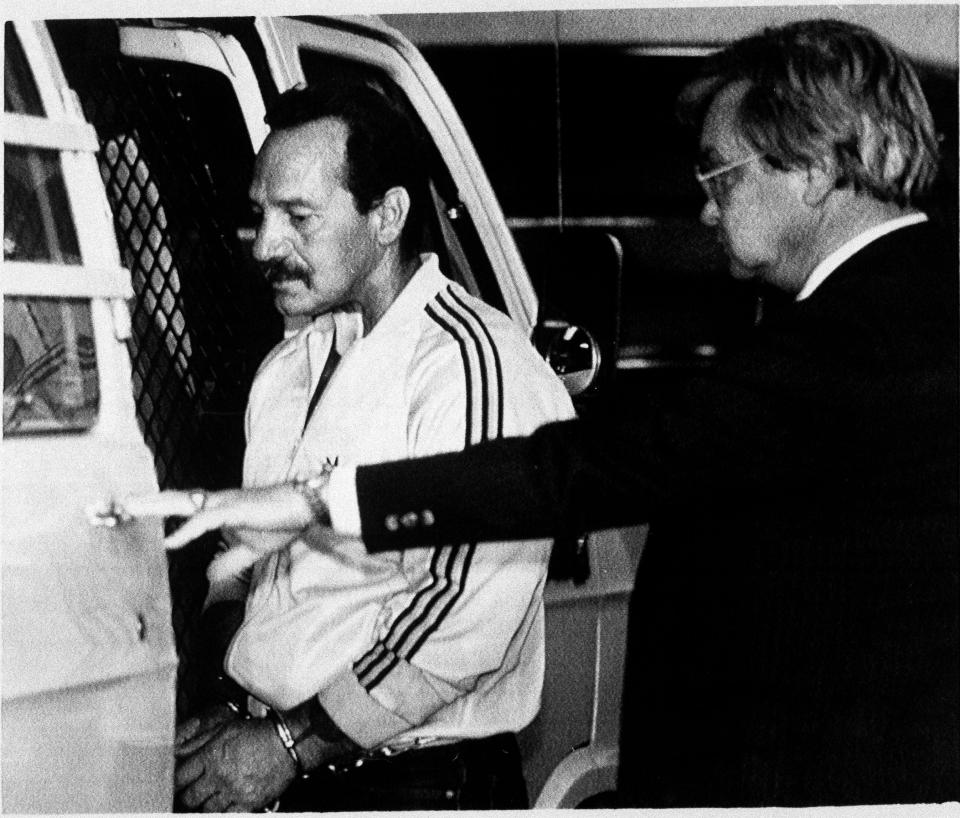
top-left (175, 715), bottom-right (203, 750)
top-left (177, 772), bottom-right (240, 814)
top-left (178, 776), bottom-right (228, 813)
top-left (201, 793), bottom-right (237, 813)
top-left (90, 484), bottom-right (320, 544)
top-left (174, 753), bottom-right (206, 793)
top-left (220, 526), bottom-right (246, 547)
top-left (175, 705), bottom-right (236, 756)
top-left (164, 511), bottom-right (224, 550)
top-left (175, 720), bottom-right (222, 758)
top-left (177, 777), bottom-right (210, 811)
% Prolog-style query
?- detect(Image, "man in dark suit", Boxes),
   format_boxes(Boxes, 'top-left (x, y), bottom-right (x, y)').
top-left (127, 18), bottom-right (958, 807)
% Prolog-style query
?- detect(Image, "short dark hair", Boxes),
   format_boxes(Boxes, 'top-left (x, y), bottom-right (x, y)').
top-left (265, 79), bottom-right (429, 259)
top-left (679, 19), bottom-right (940, 206)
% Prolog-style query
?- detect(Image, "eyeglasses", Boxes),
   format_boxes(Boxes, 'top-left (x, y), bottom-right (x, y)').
top-left (695, 153), bottom-right (763, 203)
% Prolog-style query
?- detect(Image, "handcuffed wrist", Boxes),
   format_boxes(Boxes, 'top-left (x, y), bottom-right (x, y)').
top-left (273, 696), bottom-right (358, 776)
top-left (266, 708), bottom-right (307, 779)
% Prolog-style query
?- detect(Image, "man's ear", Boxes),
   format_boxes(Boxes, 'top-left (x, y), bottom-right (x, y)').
top-left (371, 187), bottom-right (411, 246)
top-left (801, 162), bottom-right (836, 208)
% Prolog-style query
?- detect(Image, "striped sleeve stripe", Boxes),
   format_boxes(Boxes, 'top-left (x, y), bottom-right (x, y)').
top-left (434, 290), bottom-right (491, 443)
top-left (423, 302), bottom-right (473, 447)
top-left (442, 287), bottom-right (505, 441)
top-left (400, 543), bottom-right (476, 659)
top-left (387, 545), bottom-right (471, 657)
top-left (353, 547), bottom-right (450, 681)
top-left (352, 286), bottom-right (504, 693)
top-left (353, 644), bottom-right (400, 692)
top-left (354, 545), bottom-right (474, 690)
top-left (433, 287), bottom-right (505, 443)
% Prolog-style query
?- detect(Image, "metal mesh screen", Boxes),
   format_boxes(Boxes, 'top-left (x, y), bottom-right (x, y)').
top-left (49, 20), bottom-right (281, 718)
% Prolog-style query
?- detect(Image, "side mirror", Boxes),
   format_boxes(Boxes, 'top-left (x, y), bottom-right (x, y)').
top-left (534, 320), bottom-right (602, 396)
top-left (520, 229), bottom-right (622, 404)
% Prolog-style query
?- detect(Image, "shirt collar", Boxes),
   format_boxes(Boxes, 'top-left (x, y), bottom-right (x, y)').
top-left (359, 252), bottom-right (446, 339)
top-left (795, 212), bottom-right (928, 302)
top-left (304, 252), bottom-right (442, 350)
top-left (307, 307), bottom-right (363, 354)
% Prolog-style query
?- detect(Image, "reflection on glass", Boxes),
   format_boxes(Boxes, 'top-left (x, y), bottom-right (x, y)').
top-left (3, 145), bottom-right (80, 264)
top-left (3, 296), bottom-right (99, 434)
top-left (4, 145), bottom-right (81, 264)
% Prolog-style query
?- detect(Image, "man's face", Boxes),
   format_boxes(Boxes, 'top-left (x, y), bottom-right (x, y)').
top-left (698, 81), bottom-right (815, 293)
top-left (249, 118), bottom-right (378, 318)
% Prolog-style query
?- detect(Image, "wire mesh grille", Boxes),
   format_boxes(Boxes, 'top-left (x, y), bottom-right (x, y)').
top-left (101, 132), bottom-right (202, 487)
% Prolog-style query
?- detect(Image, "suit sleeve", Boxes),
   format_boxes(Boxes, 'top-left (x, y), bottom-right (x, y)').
top-left (356, 325), bottom-right (827, 551)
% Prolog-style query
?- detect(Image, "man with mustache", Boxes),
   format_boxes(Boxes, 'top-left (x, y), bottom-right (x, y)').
top-left (168, 80), bottom-right (574, 811)
top-left (128, 18), bottom-right (958, 806)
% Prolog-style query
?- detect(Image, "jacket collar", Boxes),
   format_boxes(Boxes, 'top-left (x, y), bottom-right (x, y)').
top-left (796, 212), bottom-right (928, 301)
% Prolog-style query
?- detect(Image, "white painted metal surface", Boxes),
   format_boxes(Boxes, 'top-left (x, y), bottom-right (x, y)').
top-left (2, 21), bottom-right (177, 813)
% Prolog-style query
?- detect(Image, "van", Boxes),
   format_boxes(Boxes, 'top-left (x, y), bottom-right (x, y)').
top-left (3, 9), bottom-right (955, 812)
top-left (3, 15), bottom-right (627, 810)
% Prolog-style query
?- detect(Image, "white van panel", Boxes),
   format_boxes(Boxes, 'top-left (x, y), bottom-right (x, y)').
top-left (3, 18), bottom-right (178, 812)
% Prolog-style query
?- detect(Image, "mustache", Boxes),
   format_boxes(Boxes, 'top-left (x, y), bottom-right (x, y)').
top-left (262, 262), bottom-right (309, 286)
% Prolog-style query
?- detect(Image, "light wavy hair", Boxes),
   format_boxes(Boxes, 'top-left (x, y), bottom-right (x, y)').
top-left (679, 19), bottom-right (940, 205)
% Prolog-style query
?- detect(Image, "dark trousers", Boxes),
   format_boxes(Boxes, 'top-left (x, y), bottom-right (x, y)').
top-left (279, 733), bottom-right (529, 811)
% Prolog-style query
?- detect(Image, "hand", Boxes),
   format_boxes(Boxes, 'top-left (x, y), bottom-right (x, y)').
top-left (113, 485), bottom-right (319, 550)
top-left (174, 702), bottom-right (240, 758)
top-left (175, 716), bottom-right (296, 812)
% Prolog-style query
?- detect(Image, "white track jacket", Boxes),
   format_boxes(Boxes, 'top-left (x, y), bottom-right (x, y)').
top-left (219, 254), bottom-right (574, 750)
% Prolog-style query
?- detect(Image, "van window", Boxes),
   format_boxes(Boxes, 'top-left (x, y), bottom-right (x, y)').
top-left (4, 25), bottom-right (97, 435)
top-left (3, 297), bottom-right (99, 435)
top-left (4, 145), bottom-right (81, 264)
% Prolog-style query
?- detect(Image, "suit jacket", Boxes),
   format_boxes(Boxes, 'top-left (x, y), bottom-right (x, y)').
top-left (356, 222), bottom-right (959, 806)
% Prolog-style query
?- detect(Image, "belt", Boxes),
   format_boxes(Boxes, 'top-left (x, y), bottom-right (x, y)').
top-left (322, 732), bottom-right (518, 776)
top-left (323, 736), bottom-right (455, 775)
top-left (275, 732), bottom-right (527, 811)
